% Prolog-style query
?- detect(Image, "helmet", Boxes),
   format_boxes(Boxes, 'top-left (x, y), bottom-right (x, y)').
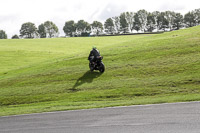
top-left (93, 46), bottom-right (96, 49)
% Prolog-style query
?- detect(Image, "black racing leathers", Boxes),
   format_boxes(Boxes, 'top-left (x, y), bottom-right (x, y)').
top-left (88, 48), bottom-right (100, 63)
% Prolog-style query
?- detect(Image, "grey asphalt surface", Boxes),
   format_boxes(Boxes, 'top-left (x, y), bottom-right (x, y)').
top-left (0, 102), bottom-right (200, 133)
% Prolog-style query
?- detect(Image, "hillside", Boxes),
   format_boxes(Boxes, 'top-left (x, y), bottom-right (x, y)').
top-left (0, 26), bottom-right (200, 116)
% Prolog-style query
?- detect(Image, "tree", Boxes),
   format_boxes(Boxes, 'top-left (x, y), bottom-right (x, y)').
top-left (157, 12), bottom-right (169, 31)
top-left (0, 30), bottom-right (7, 39)
top-left (12, 34), bottom-right (19, 39)
top-left (184, 11), bottom-right (196, 27)
top-left (63, 20), bottom-right (76, 37)
top-left (152, 11), bottom-right (160, 31)
top-left (147, 13), bottom-right (156, 32)
top-left (76, 20), bottom-right (91, 36)
top-left (125, 12), bottom-right (135, 32)
top-left (165, 11), bottom-right (176, 30)
top-left (194, 8), bottom-right (200, 25)
top-left (173, 13), bottom-right (183, 30)
top-left (112, 16), bottom-right (120, 34)
top-left (137, 9), bottom-right (148, 32)
top-left (133, 13), bottom-right (141, 32)
top-left (91, 21), bottom-right (103, 36)
top-left (104, 18), bottom-right (115, 34)
top-left (38, 23), bottom-right (46, 38)
top-left (44, 21), bottom-right (59, 38)
top-left (20, 22), bottom-right (37, 38)
top-left (119, 12), bottom-right (129, 33)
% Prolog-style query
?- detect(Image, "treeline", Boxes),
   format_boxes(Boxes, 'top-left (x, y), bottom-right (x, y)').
top-left (0, 8), bottom-right (200, 39)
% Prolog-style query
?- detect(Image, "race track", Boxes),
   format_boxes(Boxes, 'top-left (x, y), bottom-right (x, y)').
top-left (1, 102), bottom-right (200, 133)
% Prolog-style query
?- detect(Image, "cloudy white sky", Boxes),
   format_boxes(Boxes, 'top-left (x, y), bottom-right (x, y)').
top-left (0, 0), bottom-right (200, 38)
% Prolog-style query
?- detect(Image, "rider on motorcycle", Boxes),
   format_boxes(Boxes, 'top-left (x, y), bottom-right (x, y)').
top-left (88, 46), bottom-right (100, 63)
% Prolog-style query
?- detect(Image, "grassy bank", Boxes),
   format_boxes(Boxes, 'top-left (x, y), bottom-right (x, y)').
top-left (0, 26), bottom-right (200, 116)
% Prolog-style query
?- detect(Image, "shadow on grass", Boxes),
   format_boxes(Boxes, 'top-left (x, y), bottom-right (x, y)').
top-left (70, 71), bottom-right (103, 91)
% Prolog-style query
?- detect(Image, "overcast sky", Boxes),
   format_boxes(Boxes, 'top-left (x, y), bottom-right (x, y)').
top-left (0, 0), bottom-right (200, 38)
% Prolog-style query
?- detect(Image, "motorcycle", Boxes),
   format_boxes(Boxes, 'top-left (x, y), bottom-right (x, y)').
top-left (89, 56), bottom-right (105, 73)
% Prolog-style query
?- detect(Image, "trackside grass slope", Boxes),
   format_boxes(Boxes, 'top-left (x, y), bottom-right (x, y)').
top-left (0, 26), bottom-right (200, 116)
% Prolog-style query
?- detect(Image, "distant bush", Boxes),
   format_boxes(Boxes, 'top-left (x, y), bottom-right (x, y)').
top-left (12, 34), bottom-right (19, 39)
top-left (0, 30), bottom-right (7, 39)
top-left (81, 32), bottom-right (90, 37)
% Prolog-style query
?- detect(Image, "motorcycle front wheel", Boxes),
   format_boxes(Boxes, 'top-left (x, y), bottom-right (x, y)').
top-left (89, 63), bottom-right (94, 72)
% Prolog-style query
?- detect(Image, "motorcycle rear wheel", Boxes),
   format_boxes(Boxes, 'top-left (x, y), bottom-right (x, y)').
top-left (99, 62), bottom-right (105, 73)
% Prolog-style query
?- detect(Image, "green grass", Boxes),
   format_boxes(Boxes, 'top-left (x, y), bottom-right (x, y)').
top-left (0, 26), bottom-right (200, 116)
